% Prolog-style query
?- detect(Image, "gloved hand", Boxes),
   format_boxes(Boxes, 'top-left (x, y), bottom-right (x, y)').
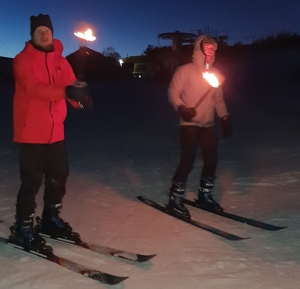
top-left (220, 114), bottom-right (232, 138)
top-left (178, 105), bottom-right (196, 122)
top-left (78, 96), bottom-right (93, 110)
top-left (66, 81), bottom-right (93, 110)
top-left (66, 81), bottom-right (88, 102)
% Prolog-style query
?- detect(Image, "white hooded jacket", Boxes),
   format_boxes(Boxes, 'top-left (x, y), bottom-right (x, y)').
top-left (168, 35), bottom-right (229, 127)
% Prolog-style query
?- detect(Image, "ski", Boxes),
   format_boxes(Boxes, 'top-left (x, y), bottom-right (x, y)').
top-left (137, 196), bottom-right (249, 241)
top-left (0, 236), bottom-right (128, 285)
top-left (35, 216), bottom-right (156, 262)
top-left (183, 198), bottom-right (287, 231)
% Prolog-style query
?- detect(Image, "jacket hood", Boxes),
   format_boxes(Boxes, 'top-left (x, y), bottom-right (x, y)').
top-left (192, 35), bottom-right (217, 68)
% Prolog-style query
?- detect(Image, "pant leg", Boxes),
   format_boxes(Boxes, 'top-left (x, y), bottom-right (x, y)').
top-left (43, 141), bottom-right (69, 208)
top-left (172, 126), bottom-right (199, 183)
top-left (198, 126), bottom-right (218, 178)
top-left (16, 144), bottom-right (44, 219)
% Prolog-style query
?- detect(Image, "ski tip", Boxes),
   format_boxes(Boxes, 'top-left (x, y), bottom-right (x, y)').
top-left (233, 236), bottom-right (251, 241)
top-left (107, 275), bottom-right (129, 285)
top-left (137, 253), bottom-right (157, 262)
top-left (267, 225), bottom-right (288, 231)
top-left (90, 272), bottom-right (129, 285)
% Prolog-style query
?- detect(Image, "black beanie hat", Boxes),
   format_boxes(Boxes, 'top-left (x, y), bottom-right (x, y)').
top-left (30, 14), bottom-right (53, 37)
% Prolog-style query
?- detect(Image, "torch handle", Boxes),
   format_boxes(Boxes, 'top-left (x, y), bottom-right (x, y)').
top-left (193, 87), bottom-right (214, 109)
top-left (76, 46), bottom-right (87, 81)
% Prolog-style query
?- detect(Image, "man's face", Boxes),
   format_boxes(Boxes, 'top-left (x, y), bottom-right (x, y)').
top-left (203, 44), bottom-right (215, 62)
top-left (32, 26), bottom-right (53, 49)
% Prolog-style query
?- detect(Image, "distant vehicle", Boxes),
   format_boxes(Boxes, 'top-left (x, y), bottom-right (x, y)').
top-left (133, 63), bottom-right (155, 79)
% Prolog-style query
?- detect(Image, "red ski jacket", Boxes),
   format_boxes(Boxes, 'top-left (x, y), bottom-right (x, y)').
top-left (13, 39), bottom-right (79, 144)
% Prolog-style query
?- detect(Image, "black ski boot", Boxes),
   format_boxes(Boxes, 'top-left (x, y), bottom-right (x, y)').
top-left (197, 177), bottom-right (223, 212)
top-left (166, 181), bottom-right (191, 220)
top-left (35, 204), bottom-right (81, 243)
top-left (9, 215), bottom-right (53, 256)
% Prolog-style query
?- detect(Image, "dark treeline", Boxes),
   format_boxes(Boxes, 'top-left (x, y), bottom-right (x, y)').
top-left (143, 32), bottom-right (300, 57)
top-left (250, 32), bottom-right (300, 47)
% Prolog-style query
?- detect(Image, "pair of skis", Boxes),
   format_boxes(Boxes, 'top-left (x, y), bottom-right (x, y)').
top-left (0, 197), bottom-right (287, 283)
top-left (137, 196), bottom-right (286, 241)
top-left (0, 228), bottom-right (156, 285)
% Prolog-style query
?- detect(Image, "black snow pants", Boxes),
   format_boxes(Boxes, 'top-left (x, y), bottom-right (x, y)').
top-left (172, 126), bottom-right (218, 183)
top-left (16, 141), bottom-right (69, 219)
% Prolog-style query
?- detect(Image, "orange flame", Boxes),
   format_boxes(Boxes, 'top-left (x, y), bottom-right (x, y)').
top-left (74, 29), bottom-right (96, 41)
top-left (203, 72), bottom-right (219, 88)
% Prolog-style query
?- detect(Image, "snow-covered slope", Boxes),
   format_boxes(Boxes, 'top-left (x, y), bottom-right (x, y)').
top-left (0, 48), bottom-right (299, 288)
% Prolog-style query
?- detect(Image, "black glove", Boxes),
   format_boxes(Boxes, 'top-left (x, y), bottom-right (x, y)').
top-left (78, 95), bottom-right (93, 110)
top-left (66, 81), bottom-right (93, 110)
top-left (178, 105), bottom-right (196, 122)
top-left (220, 114), bottom-right (232, 139)
top-left (66, 81), bottom-right (89, 102)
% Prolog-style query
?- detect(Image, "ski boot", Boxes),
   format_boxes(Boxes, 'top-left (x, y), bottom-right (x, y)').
top-left (196, 177), bottom-right (223, 212)
top-left (35, 204), bottom-right (81, 244)
top-left (166, 180), bottom-right (191, 220)
top-left (9, 215), bottom-right (53, 256)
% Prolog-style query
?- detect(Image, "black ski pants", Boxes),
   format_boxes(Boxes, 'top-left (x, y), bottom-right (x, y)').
top-left (172, 126), bottom-right (218, 184)
top-left (16, 141), bottom-right (69, 219)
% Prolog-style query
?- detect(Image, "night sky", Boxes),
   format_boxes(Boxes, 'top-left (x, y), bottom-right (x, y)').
top-left (0, 0), bottom-right (299, 58)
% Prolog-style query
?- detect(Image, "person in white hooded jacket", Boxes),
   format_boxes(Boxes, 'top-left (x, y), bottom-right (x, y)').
top-left (167, 35), bottom-right (232, 219)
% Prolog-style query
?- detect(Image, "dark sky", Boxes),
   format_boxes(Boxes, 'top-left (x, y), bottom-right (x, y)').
top-left (0, 0), bottom-right (299, 58)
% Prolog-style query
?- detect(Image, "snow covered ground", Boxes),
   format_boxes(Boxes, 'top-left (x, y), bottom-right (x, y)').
top-left (0, 51), bottom-right (300, 288)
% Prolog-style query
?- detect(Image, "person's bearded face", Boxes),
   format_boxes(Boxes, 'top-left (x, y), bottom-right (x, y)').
top-left (32, 26), bottom-right (53, 50)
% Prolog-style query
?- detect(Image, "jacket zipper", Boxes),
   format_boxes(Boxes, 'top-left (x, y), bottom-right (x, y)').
top-left (45, 53), bottom-right (55, 144)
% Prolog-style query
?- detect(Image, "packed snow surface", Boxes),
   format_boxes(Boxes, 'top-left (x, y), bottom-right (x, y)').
top-left (0, 50), bottom-right (299, 288)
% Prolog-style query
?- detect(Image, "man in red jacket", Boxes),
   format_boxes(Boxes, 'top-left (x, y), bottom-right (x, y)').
top-left (10, 14), bottom-right (91, 251)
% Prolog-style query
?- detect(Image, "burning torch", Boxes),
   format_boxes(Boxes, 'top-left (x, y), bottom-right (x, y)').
top-left (179, 71), bottom-right (222, 122)
top-left (68, 25), bottom-right (96, 110)
top-left (193, 71), bottom-right (221, 109)
top-left (74, 26), bottom-right (96, 81)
